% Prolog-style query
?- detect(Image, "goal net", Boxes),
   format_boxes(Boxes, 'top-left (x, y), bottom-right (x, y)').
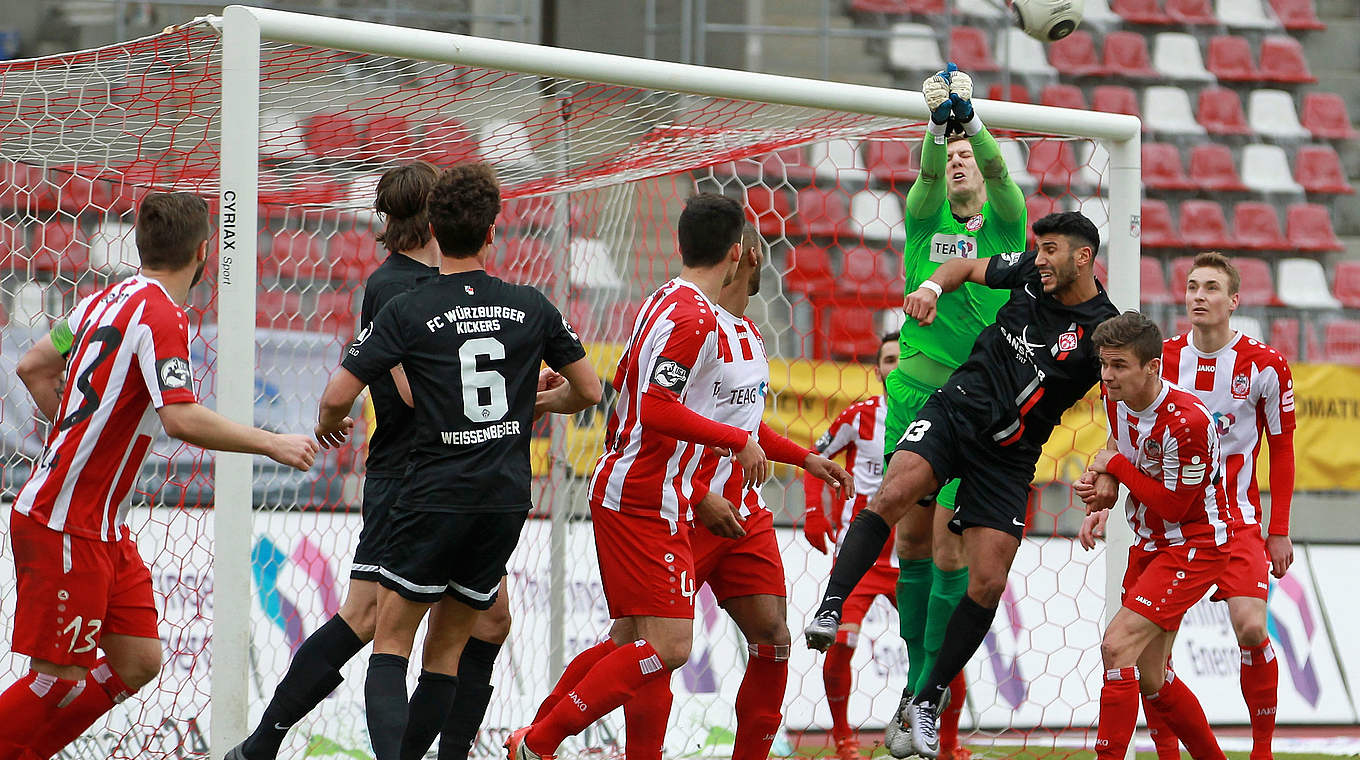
top-left (0, 7), bottom-right (1141, 759)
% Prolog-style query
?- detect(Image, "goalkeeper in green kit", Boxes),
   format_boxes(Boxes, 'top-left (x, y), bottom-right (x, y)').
top-left (819, 62), bottom-right (1027, 760)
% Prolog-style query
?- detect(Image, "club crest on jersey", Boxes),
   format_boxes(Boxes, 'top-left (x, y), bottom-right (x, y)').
top-left (1231, 372), bottom-right (1250, 399)
top-left (465, 285), bottom-right (475, 295)
top-left (965, 214), bottom-right (984, 232)
top-left (157, 356), bottom-right (191, 390)
top-left (1143, 438), bottom-right (1162, 461)
top-left (1057, 331), bottom-right (1078, 352)
top-left (651, 356), bottom-right (690, 392)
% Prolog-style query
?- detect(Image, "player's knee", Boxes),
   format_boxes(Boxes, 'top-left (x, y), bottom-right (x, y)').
top-left (744, 619), bottom-right (791, 648)
top-left (338, 599), bottom-right (377, 642)
top-left (1235, 620), bottom-right (1268, 648)
top-left (1138, 666), bottom-right (1167, 696)
top-left (475, 604), bottom-right (513, 644)
top-left (119, 650), bottom-right (163, 691)
top-left (653, 638), bottom-right (691, 671)
top-left (1099, 634), bottom-right (1132, 669)
top-left (966, 575), bottom-right (1006, 609)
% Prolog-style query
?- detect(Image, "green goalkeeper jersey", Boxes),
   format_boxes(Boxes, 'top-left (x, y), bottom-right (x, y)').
top-left (899, 125), bottom-right (1027, 371)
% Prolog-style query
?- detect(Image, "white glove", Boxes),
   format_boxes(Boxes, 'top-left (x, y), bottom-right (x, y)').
top-left (949, 70), bottom-right (973, 103)
top-left (922, 73), bottom-right (952, 120)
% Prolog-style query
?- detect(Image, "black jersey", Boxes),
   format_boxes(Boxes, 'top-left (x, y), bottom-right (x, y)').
top-left (342, 269), bottom-right (586, 512)
top-left (942, 250), bottom-right (1118, 452)
top-left (358, 253), bottom-right (436, 477)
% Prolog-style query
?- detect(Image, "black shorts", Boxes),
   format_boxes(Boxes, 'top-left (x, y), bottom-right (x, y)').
top-left (351, 476), bottom-right (402, 581)
top-left (378, 506), bottom-right (529, 609)
top-left (892, 392), bottom-right (1037, 540)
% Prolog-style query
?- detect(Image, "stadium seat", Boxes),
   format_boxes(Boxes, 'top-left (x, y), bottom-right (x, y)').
top-left (1206, 36), bottom-right (1259, 82)
top-left (502, 238), bottom-right (554, 287)
top-left (888, 23), bottom-right (945, 72)
top-left (952, 0), bottom-right (1005, 19)
top-left (1241, 144), bottom-right (1305, 195)
top-left (1047, 31), bottom-right (1105, 77)
top-left (1165, 0), bottom-right (1218, 24)
top-left (1232, 202), bottom-right (1289, 250)
top-left (828, 306), bottom-right (885, 360)
top-left (479, 120), bottom-right (539, 170)
top-left (796, 187), bottom-right (851, 239)
top-left (1269, 0), bottom-right (1326, 30)
top-left (1278, 258), bottom-right (1342, 308)
top-left (864, 139), bottom-right (921, 185)
top-left (301, 111), bottom-right (364, 161)
top-left (1102, 32), bottom-right (1160, 80)
top-left (758, 147), bottom-right (817, 184)
top-left (1142, 143), bottom-right (1195, 190)
top-left (1113, 0), bottom-right (1170, 23)
top-left (32, 220), bottom-right (88, 275)
top-left (1076, 196), bottom-right (1111, 243)
top-left (421, 119), bottom-right (483, 166)
top-left (949, 26), bottom-right (999, 72)
top-left (1077, 141), bottom-right (1109, 190)
top-left (1270, 318), bottom-right (1319, 362)
top-left (1039, 84), bottom-right (1088, 111)
top-left (87, 220), bottom-right (137, 273)
top-left (1258, 36), bottom-right (1316, 83)
top-left (1247, 89), bottom-right (1311, 139)
top-left (1140, 257), bottom-right (1174, 305)
top-left (10, 281), bottom-right (47, 329)
top-left (314, 292), bottom-right (358, 338)
top-left (1026, 139), bottom-right (1080, 190)
top-left (849, 189), bottom-right (905, 244)
top-left (849, 0), bottom-right (920, 14)
top-left (1294, 145), bottom-right (1354, 194)
top-left (1003, 141), bottom-right (1038, 193)
top-left (987, 83), bottom-right (1032, 103)
top-left (256, 290), bottom-right (305, 331)
top-left (1169, 256), bottom-right (1195, 300)
top-left (1196, 87), bottom-right (1252, 135)
top-left (999, 28), bottom-right (1058, 76)
top-left (1215, 0), bottom-right (1280, 29)
top-left (1178, 200), bottom-right (1235, 249)
top-left (744, 186), bottom-right (793, 238)
top-left (838, 246), bottom-right (899, 298)
top-left (1142, 86), bottom-right (1205, 135)
top-left (500, 195), bottom-right (555, 230)
top-left (1152, 33), bottom-right (1215, 81)
top-left (1026, 194), bottom-right (1067, 245)
top-left (264, 229), bottom-right (330, 283)
top-left (1231, 315), bottom-right (1265, 339)
top-left (1082, 0), bottom-right (1124, 27)
top-left (259, 108), bottom-right (307, 160)
top-left (1324, 321), bottom-right (1360, 365)
top-left (1092, 85), bottom-right (1143, 122)
top-left (1188, 144), bottom-right (1248, 191)
top-left (329, 228), bottom-right (381, 283)
top-left (1333, 260), bottom-right (1360, 308)
top-left (1140, 200), bottom-right (1184, 249)
top-left (810, 139), bottom-right (868, 182)
top-left (1233, 256), bottom-right (1281, 306)
top-left (784, 245), bottom-right (836, 295)
top-left (359, 115), bottom-right (421, 161)
top-left (1286, 202), bottom-right (1344, 251)
top-left (1301, 93), bottom-right (1358, 139)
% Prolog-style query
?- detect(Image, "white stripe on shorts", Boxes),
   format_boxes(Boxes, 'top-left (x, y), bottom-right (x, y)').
top-left (378, 567), bottom-right (447, 596)
top-left (447, 578), bottom-right (496, 602)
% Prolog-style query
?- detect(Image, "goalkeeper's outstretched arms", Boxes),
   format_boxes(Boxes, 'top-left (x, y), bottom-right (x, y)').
top-left (904, 64), bottom-right (957, 221)
top-left (946, 68), bottom-right (1026, 224)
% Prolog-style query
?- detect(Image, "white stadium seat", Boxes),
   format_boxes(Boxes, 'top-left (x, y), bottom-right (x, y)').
top-left (1216, 0), bottom-right (1280, 30)
top-left (1152, 33), bottom-right (1216, 82)
top-left (999, 28), bottom-right (1058, 77)
top-left (1247, 89), bottom-right (1311, 139)
top-left (953, 0), bottom-right (1006, 20)
top-left (888, 23), bottom-right (944, 73)
top-left (1240, 144), bottom-right (1305, 195)
top-left (809, 138), bottom-right (869, 182)
top-left (849, 189), bottom-right (905, 244)
top-left (999, 141), bottom-right (1038, 193)
top-left (1230, 315), bottom-right (1264, 339)
top-left (11, 282), bottom-right (47, 328)
top-left (1142, 86), bottom-right (1206, 135)
top-left (88, 220), bottom-right (139, 273)
top-left (1277, 258), bottom-right (1341, 309)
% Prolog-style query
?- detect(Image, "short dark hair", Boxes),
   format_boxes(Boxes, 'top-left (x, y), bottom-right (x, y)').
top-left (375, 161), bottom-right (439, 255)
top-left (1032, 211), bottom-right (1100, 259)
top-left (135, 192), bottom-right (210, 270)
top-left (426, 162), bottom-right (500, 258)
top-left (678, 193), bottom-right (743, 268)
top-left (878, 330), bottom-right (900, 362)
top-left (1190, 251), bottom-right (1240, 295)
top-left (741, 221), bottom-right (761, 255)
top-left (1092, 311), bottom-right (1163, 364)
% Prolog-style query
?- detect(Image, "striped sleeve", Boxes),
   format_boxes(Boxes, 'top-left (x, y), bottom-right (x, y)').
top-left (133, 300), bottom-right (196, 408)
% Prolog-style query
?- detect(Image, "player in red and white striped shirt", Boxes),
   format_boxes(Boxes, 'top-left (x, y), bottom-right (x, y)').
top-left (512, 195), bottom-right (771, 760)
top-left (1083, 312), bottom-right (1229, 760)
top-left (0, 193), bottom-right (318, 760)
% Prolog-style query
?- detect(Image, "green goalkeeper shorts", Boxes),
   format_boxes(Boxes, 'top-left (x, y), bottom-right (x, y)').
top-left (884, 367), bottom-right (959, 511)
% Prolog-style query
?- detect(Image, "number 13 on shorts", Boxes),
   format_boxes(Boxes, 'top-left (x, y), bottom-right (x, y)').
top-left (60, 615), bottom-right (102, 654)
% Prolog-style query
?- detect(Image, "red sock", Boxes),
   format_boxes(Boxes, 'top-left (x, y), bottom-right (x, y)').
top-left (733, 643), bottom-right (788, 760)
top-left (1142, 692), bottom-right (1182, 760)
top-left (823, 639), bottom-right (855, 741)
top-left (1240, 640), bottom-right (1278, 760)
top-left (0, 670), bottom-right (90, 756)
top-left (533, 639), bottom-right (619, 723)
top-left (31, 659), bottom-right (134, 757)
top-left (526, 639), bottom-right (666, 755)
top-left (623, 670), bottom-right (673, 760)
top-left (1144, 671), bottom-right (1226, 760)
top-left (1095, 666), bottom-right (1139, 760)
top-left (939, 671), bottom-right (967, 754)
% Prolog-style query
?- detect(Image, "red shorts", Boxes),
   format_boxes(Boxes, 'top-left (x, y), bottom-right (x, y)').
top-left (591, 503), bottom-right (695, 619)
top-left (1210, 528), bottom-right (1270, 602)
top-left (841, 562), bottom-right (898, 627)
top-left (691, 508), bottom-right (786, 603)
top-left (10, 511), bottom-right (159, 668)
top-left (1121, 544), bottom-right (1229, 631)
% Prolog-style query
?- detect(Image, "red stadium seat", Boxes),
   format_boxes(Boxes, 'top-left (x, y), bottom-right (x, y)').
top-left (1196, 88), bottom-right (1252, 136)
top-left (949, 26), bottom-right (999, 72)
top-left (1301, 93), bottom-right (1358, 139)
top-left (1178, 200), bottom-right (1235, 250)
top-left (1026, 139), bottom-right (1079, 190)
top-left (1258, 36), bottom-right (1316, 83)
top-left (1286, 202), bottom-right (1344, 251)
top-left (1169, 256), bottom-right (1197, 302)
top-left (314, 292), bottom-right (358, 338)
top-left (1269, 0), bottom-right (1327, 30)
top-left (1294, 145), bottom-right (1353, 195)
top-left (0, 222), bottom-right (24, 273)
top-left (759, 147), bottom-right (817, 184)
top-left (1039, 84), bottom-right (1088, 111)
top-left (329, 228), bottom-right (382, 283)
top-left (1188, 144), bottom-right (1248, 192)
top-left (827, 306), bottom-right (883, 360)
top-left (264, 230), bottom-right (330, 283)
top-left (865, 140), bottom-right (921, 185)
top-left (1234, 256), bottom-right (1281, 306)
top-left (1140, 256), bottom-right (1174, 305)
top-left (1047, 31), bottom-right (1105, 77)
top-left (421, 120), bottom-right (483, 166)
top-left (1142, 143), bottom-right (1195, 190)
top-left (32, 221), bottom-right (89, 275)
top-left (1026, 194), bottom-right (1065, 245)
top-left (1206, 36), bottom-right (1259, 82)
top-left (502, 238), bottom-right (554, 287)
top-left (500, 196), bottom-right (555, 230)
top-left (744, 186), bottom-right (794, 238)
top-left (1140, 200), bottom-right (1183, 249)
top-left (1102, 32), bottom-right (1159, 80)
top-left (1232, 202), bottom-right (1289, 250)
top-left (1092, 85), bottom-right (1143, 123)
top-left (301, 111), bottom-right (364, 161)
top-left (1112, 0), bottom-right (1171, 23)
top-left (850, 0), bottom-right (915, 12)
top-left (785, 245), bottom-right (836, 295)
top-left (1165, 0), bottom-right (1218, 24)
top-left (796, 187), bottom-right (850, 239)
top-left (1333, 260), bottom-right (1360, 308)
top-left (838, 247), bottom-right (898, 298)
top-left (1323, 320), bottom-right (1360, 366)
top-left (1270, 318), bottom-right (1318, 362)
top-left (256, 290), bottom-right (304, 331)
top-left (987, 83), bottom-right (1032, 103)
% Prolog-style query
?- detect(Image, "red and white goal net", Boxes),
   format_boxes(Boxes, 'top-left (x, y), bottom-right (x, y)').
top-left (0, 8), bottom-right (1142, 759)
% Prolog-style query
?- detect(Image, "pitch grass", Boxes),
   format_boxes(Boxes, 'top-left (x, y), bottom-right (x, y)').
top-left (794, 747), bottom-right (1352, 760)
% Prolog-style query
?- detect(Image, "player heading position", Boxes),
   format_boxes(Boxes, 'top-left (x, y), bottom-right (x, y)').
top-left (510, 194), bottom-right (769, 760)
top-left (0, 192), bottom-right (319, 760)
top-left (314, 163), bottom-right (600, 760)
top-left (805, 212), bottom-right (1117, 759)
top-left (1081, 252), bottom-right (1295, 760)
top-left (1083, 312), bottom-right (1230, 760)
top-left (888, 61), bottom-right (1025, 760)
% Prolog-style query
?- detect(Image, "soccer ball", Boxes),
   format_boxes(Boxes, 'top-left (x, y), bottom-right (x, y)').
top-left (1011, 0), bottom-right (1086, 42)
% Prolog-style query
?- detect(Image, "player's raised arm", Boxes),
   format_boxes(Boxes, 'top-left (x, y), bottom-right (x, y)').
top-left (948, 72), bottom-right (1026, 224)
top-left (902, 256), bottom-right (992, 325)
top-left (904, 66), bottom-right (956, 221)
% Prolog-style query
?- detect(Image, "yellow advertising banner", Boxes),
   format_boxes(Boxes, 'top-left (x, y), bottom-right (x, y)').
top-left (1269, 362), bottom-right (1360, 492)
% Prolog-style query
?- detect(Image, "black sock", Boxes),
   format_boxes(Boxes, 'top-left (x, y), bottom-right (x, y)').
top-left (912, 594), bottom-right (996, 708)
top-left (438, 637), bottom-right (502, 760)
top-left (241, 614), bottom-right (365, 759)
top-left (819, 510), bottom-right (892, 616)
top-left (400, 670), bottom-right (459, 760)
top-left (366, 653), bottom-right (411, 760)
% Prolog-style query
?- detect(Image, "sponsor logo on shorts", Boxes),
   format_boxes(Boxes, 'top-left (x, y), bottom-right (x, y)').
top-left (1135, 595), bottom-right (1153, 607)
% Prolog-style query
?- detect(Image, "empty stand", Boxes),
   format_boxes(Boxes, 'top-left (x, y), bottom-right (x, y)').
top-left (865, 140), bottom-right (920, 185)
top-left (745, 186), bottom-right (793, 238)
top-left (1048, 31), bottom-right (1105, 77)
top-left (1294, 145), bottom-right (1354, 194)
top-left (784, 245), bottom-right (835, 295)
top-left (1269, 0), bottom-right (1327, 31)
top-left (31, 220), bottom-right (89, 275)
top-left (949, 26), bottom-right (999, 72)
top-left (849, 189), bottom-right (905, 243)
top-left (953, 0), bottom-right (1006, 19)
top-left (1188, 144), bottom-right (1248, 191)
top-left (1142, 143), bottom-right (1195, 190)
top-left (1258, 35), bottom-right (1316, 83)
top-left (1178, 199), bottom-right (1235, 249)
top-left (1301, 93), bottom-right (1358, 139)
top-left (1248, 90), bottom-right (1311, 139)
top-left (1196, 87), bottom-right (1253, 135)
top-left (797, 188), bottom-right (850, 239)
top-left (301, 111), bottom-right (364, 161)
top-left (1092, 85), bottom-right (1143, 122)
top-left (1026, 194), bottom-right (1067, 245)
top-left (478, 120), bottom-right (539, 170)
top-left (987, 83), bottom-right (1032, 103)
top-left (1206, 36), bottom-right (1259, 82)
top-left (1082, 0), bottom-right (1124, 26)
top-left (1139, 200), bottom-right (1184, 248)
top-left (329, 228), bottom-right (381, 283)
top-left (1142, 86), bottom-right (1205, 135)
top-left (1277, 258), bottom-right (1342, 308)
top-left (1152, 33), bottom-right (1215, 81)
top-left (827, 306), bottom-right (884, 360)
top-left (1324, 321), bottom-right (1360, 365)
top-left (1233, 256), bottom-right (1280, 306)
top-left (999, 28), bottom-right (1058, 76)
top-left (1039, 84), bottom-right (1088, 111)
top-left (1000, 141), bottom-right (1038, 193)
top-left (1230, 315), bottom-right (1265, 340)
top-left (1165, 0), bottom-right (1218, 24)
top-left (1113, 0), bottom-right (1170, 24)
top-left (87, 220), bottom-right (137, 273)
top-left (1027, 139), bottom-right (1080, 190)
top-left (1333, 261), bottom-right (1360, 309)
top-left (1215, 0), bottom-right (1280, 29)
top-left (1241, 144), bottom-right (1305, 195)
top-left (1140, 257), bottom-right (1174, 304)
top-left (758, 147), bottom-right (817, 184)
top-left (422, 120), bottom-right (483, 166)
top-left (1102, 32), bottom-right (1160, 79)
top-left (838, 246), bottom-right (900, 298)
top-left (1285, 202), bottom-right (1344, 251)
top-left (889, 23), bottom-right (945, 72)
top-left (1270, 318), bottom-right (1319, 362)
top-left (1232, 202), bottom-right (1289, 250)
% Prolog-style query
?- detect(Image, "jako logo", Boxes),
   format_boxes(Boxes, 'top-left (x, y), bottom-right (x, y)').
top-left (251, 536), bottom-right (341, 655)
top-left (1135, 596), bottom-right (1153, 607)
top-left (569, 691), bottom-right (588, 712)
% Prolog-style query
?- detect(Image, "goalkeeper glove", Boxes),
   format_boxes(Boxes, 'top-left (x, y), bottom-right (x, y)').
top-left (948, 69), bottom-right (974, 122)
top-left (922, 62), bottom-right (957, 125)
